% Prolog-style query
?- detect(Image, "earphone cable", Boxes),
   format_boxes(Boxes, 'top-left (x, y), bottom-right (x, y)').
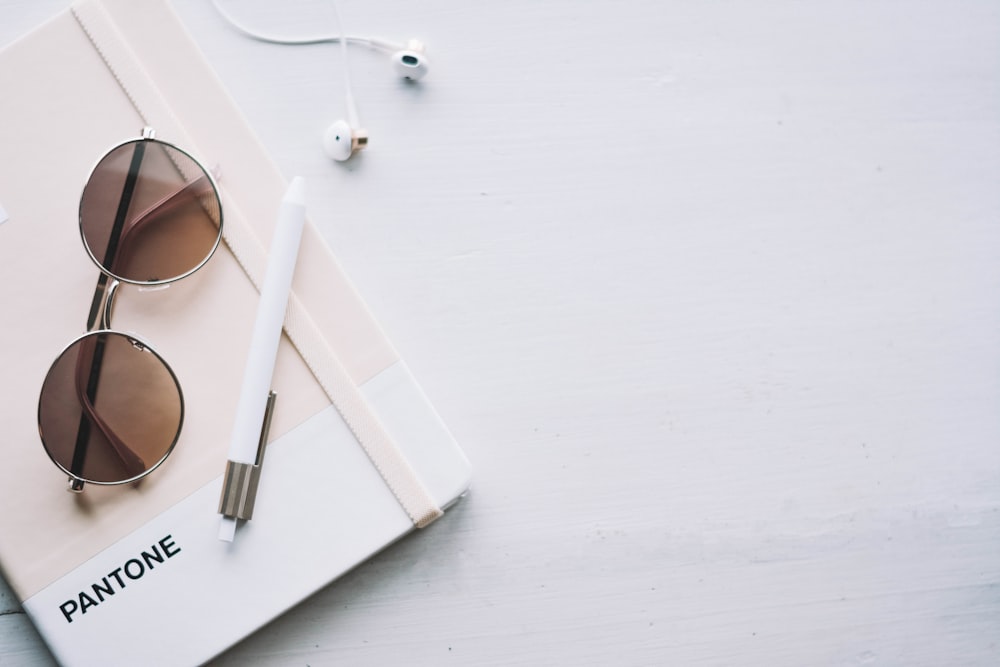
top-left (210, 0), bottom-right (398, 52)
top-left (327, 0), bottom-right (360, 129)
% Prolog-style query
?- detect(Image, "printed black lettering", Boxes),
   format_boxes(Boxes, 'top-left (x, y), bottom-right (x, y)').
top-left (123, 558), bottom-right (144, 580)
top-left (140, 545), bottom-right (164, 570)
top-left (108, 567), bottom-right (125, 588)
top-left (78, 591), bottom-right (97, 615)
top-left (58, 534), bottom-right (182, 624)
top-left (91, 577), bottom-right (115, 602)
top-left (59, 600), bottom-right (78, 623)
top-left (159, 534), bottom-right (181, 558)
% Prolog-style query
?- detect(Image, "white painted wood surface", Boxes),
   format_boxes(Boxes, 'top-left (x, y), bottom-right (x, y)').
top-left (2, 0), bottom-right (999, 664)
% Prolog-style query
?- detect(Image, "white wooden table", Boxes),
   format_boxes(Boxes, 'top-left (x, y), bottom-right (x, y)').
top-left (2, 0), bottom-right (998, 664)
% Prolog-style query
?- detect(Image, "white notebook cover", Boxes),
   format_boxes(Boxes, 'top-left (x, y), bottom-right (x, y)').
top-left (0, 1), bottom-right (471, 665)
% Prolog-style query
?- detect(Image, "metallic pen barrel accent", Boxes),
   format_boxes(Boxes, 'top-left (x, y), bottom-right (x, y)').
top-left (218, 391), bottom-right (276, 520)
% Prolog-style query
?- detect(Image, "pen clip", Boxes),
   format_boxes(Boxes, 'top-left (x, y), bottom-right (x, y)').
top-left (254, 390), bottom-right (277, 467)
top-left (218, 391), bottom-right (277, 521)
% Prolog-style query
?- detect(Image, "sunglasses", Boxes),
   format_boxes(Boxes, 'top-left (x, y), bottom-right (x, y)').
top-left (37, 128), bottom-right (223, 492)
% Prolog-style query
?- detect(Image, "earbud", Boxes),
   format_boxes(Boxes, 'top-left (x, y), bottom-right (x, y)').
top-left (391, 40), bottom-right (429, 81)
top-left (322, 39), bottom-right (424, 160)
top-left (326, 40), bottom-right (427, 160)
top-left (211, 0), bottom-right (430, 160)
top-left (323, 119), bottom-right (367, 162)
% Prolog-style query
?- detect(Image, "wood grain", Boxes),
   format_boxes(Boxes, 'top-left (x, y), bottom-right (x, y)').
top-left (1, 0), bottom-right (998, 664)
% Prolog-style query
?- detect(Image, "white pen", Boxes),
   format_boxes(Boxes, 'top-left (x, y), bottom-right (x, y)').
top-left (218, 177), bottom-right (306, 542)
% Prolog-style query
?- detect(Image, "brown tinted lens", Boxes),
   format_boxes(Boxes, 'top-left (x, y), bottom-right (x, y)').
top-left (79, 139), bottom-right (222, 283)
top-left (38, 332), bottom-right (183, 484)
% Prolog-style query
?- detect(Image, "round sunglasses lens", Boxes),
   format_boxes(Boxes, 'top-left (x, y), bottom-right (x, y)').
top-left (79, 139), bottom-right (222, 283)
top-left (38, 332), bottom-right (183, 485)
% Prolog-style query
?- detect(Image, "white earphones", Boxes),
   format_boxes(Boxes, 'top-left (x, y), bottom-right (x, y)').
top-left (210, 0), bottom-right (430, 161)
top-left (322, 39), bottom-right (427, 160)
top-left (390, 40), bottom-right (430, 81)
top-left (322, 119), bottom-right (361, 162)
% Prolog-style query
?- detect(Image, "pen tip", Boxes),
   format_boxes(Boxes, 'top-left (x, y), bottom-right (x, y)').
top-left (284, 176), bottom-right (305, 207)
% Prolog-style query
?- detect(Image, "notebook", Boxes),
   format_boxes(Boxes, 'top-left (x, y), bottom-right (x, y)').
top-left (0, 1), bottom-right (471, 664)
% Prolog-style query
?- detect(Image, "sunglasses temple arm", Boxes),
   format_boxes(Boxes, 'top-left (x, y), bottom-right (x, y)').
top-left (67, 140), bottom-right (147, 488)
top-left (125, 171), bottom-right (216, 235)
top-left (97, 141), bottom-right (145, 276)
top-left (105, 172), bottom-right (219, 283)
top-left (84, 140), bottom-right (145, 331)
top-left (68, 336), bottom-right (148, 487)
top-left (85, 179), bottom-right (217, 331)
top-left (66, 147), bottom-right (217, 487)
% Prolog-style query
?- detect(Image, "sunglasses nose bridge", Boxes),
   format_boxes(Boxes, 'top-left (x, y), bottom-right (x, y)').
top-left (85, 274), bottom-right (122, 332)
top-left (101, 279), bottom-right (121, 330)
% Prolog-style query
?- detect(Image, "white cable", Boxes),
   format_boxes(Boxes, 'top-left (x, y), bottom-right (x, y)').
top-left (210, 0), bottom-right (399, 53)
top-left (327, 0), bottom-right (359, 129)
